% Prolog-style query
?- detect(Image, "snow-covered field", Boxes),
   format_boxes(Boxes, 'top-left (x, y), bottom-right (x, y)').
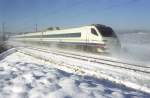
top-left (0, 50), bottom-right (149, 98)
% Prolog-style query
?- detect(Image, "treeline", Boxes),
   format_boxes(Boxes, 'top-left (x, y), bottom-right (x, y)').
top-left (0, 41), bottom-right (7, 53)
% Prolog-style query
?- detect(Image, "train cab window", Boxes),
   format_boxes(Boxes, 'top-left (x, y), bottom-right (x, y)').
top-left (91, 28), bottom-right (98, 36)
top-left (95, 25), bottom-right (117, 38)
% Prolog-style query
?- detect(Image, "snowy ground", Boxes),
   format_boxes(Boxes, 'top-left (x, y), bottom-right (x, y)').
top-left (0, 50), bottom-right (150, 98)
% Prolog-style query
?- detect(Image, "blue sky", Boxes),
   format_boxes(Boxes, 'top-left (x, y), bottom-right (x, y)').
top-left (0, 0), bottom-right (150, 33)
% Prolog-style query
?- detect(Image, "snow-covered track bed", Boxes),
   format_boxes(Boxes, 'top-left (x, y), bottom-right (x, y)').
top-left (22, 46), bottom-right (150, 75)
top-left (16, 46), bottom-right (150, 94)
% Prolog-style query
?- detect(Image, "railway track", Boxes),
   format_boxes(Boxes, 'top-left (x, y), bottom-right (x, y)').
top-left (19, 46), bottom-right (150, 75)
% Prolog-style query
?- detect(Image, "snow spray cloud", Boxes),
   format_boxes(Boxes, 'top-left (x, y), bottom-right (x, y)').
top-left (113, 32), bottom-right (150, 65)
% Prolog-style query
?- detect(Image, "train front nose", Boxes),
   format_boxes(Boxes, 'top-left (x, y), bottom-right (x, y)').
top-left (103, 37), bottom-right (121, 54)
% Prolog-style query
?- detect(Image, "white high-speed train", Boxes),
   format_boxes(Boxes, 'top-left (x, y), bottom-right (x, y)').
top-left (11, 24), bottom-right (120, 53)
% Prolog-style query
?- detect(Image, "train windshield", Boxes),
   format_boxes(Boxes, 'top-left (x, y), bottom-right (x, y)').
top-left (96, 25), bottom-right (117, 38)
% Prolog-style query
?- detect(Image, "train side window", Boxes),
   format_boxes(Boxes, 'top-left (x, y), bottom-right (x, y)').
top-left (91, 28), bottom-right (98, 36)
